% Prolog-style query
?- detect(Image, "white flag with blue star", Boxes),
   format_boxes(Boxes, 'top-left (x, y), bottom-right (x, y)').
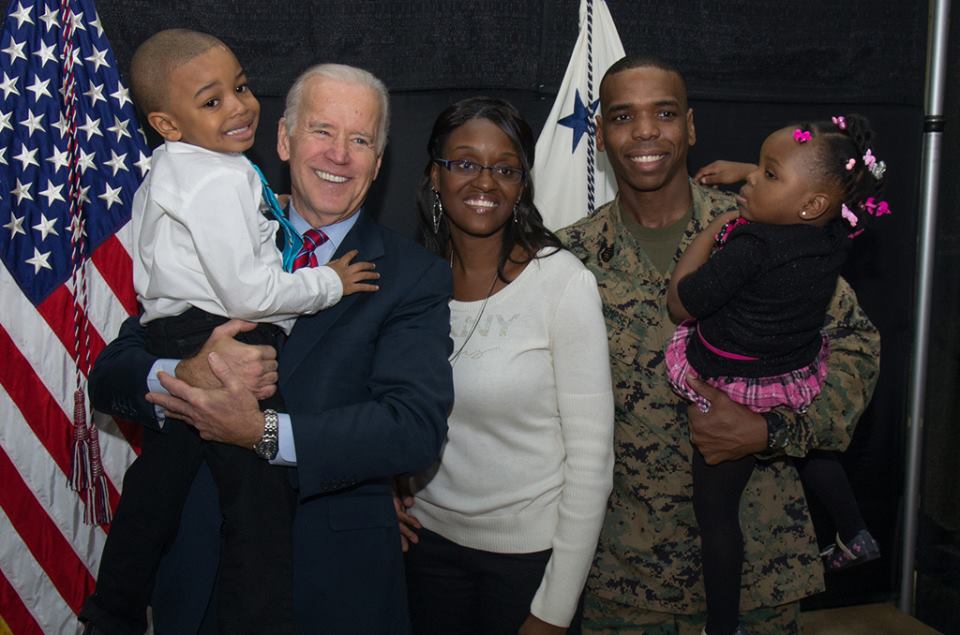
top-left (533, 0), bottom-right (624, 230)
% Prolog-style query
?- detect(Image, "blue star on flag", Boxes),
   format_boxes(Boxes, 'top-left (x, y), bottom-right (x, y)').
top-left (557, 89), bottom-right (599, 153)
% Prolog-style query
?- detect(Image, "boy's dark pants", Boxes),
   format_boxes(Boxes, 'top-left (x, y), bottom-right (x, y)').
top-left (80, 308), bottom-right (297, 635)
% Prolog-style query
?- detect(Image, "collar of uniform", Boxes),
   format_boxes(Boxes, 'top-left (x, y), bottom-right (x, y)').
top-left (680, 178), bottom-right (740, 256)
top-left (597, 186), bottom-right (699, 276)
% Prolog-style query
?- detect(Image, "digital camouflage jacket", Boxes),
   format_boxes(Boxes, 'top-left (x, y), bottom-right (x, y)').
top-left (557, 181), bottom-right (881, 614)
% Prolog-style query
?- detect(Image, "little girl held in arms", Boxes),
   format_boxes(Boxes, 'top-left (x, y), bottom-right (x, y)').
top-left (666, 114), bottom-right (890, 635)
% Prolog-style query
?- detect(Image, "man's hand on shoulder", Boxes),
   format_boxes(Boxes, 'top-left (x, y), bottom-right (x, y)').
top-left (175, 319), bottom-right (278, 399)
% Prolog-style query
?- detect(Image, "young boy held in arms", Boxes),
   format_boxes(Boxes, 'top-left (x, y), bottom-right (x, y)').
top-left (80, 29), bottom-right (378, 635)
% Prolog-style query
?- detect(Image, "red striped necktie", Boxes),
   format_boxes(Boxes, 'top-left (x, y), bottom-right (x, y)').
top-left (292, 228), bottom-right (330, 270)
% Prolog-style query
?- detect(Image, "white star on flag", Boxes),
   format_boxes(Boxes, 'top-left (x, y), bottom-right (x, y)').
top-left (134, 150), bottom-right (151, 177)
top-left (19, 110), bottom-right (45, 136)
top-left (79, 112), bottom-right (102, 139)
top-left (68, 9), bottom-right (85, 31)
top-left (51, 111), bottom-right (70, 137)
top-left (84, 45), bottom-right (109, 72)
top-left (103, 149), bottom-right (127, 176)
top-left (84, 79), bottom-right (106, 105)
top-left (33, 39), bottom-right (57, 66)
top-left (31, 211), bottom-right (58, 239)
top-left (89, 12), bottom-right (104, 36)
top-left (38, 4), bottom-right (59, 30)
top-left (3, 38), bottom-right (27, 63)
top-left (38, 179), bottom-right (65, 205)
top-left (9, 2), bottom-right (34, 28)
top-left (98, 182), bottom-right (122, 208)
top-left (0, 71), bottom-right (21, 98)
top-left (11, 177), bottom-right (33, 203)
top-left (107, 114), bottom-right (130, 141)
top-left (46, 145), bottom-right (70, 171)
top-left (4, 211), bottom-right (26, 237)
top-left (77, 146), bottom-right (96, 172)
top-left (13, 143), bottom-right (38, 169)
top-left (25, 245), bottom-right (52, 272)
top-left (110, 83), bottom-right (131, 108)
top-left (26, 74), bottom-right (52, 100)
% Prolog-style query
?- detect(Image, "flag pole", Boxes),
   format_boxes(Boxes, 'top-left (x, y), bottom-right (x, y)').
top-left (899, 0), bottom-right (951, 614)
top-left (585, 0), bottom-right (596, 214)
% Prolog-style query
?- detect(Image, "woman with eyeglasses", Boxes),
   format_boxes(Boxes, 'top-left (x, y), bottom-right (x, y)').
top-left (397, 96), bottom-right (615, 635)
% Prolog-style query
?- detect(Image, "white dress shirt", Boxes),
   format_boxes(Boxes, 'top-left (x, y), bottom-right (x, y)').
top-left (133, 141), bottom-right (342, 334)
top-left (148, 205), bottom-right (360, 466)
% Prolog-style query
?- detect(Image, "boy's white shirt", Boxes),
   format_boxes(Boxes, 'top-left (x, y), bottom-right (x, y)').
top-left (133, 141), bottom-right (342, 333)
top-left (145, 188), bottom-right (360, 465)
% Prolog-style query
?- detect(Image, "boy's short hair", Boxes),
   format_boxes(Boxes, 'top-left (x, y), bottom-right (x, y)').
top-left (130, 29), bottom-right (227, 114)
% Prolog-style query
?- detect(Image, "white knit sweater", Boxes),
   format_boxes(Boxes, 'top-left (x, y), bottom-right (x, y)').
top-left (410, 248), bottom-right (615, 627)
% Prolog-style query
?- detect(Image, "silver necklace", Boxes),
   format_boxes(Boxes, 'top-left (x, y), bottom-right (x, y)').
top-left (449, 272), bottom-right (498, 366)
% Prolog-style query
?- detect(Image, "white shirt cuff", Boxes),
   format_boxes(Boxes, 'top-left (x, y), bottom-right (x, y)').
top-left (271, 412), bottom-right (297, 466)
top-left (148, 358), bottom-right (180, 427)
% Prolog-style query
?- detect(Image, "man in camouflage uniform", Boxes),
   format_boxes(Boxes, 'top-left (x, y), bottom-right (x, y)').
top-left (556, 56), bottom-right (880, 634)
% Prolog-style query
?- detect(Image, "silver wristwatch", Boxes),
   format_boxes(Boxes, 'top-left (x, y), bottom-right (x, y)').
top-left (253, 409), bottom-right (279, 460)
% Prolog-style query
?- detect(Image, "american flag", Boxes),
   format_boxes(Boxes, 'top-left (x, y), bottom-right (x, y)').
top-left (0, 0), bottom-right (149, 631)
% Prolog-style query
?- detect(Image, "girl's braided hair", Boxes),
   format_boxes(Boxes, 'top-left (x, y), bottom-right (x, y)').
top-left (799, 114), bottom-right (889, 231)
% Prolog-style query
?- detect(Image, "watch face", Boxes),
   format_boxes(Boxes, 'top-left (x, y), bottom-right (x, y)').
top-left (255, 440), bottom-right (278, 460)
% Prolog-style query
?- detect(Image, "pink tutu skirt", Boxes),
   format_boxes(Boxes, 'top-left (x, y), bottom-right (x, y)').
top-left (665, 321), bottom-right (830, 413)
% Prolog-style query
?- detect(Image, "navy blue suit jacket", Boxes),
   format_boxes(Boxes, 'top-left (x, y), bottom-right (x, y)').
top-left (90, 213), bottom-right (453, 634)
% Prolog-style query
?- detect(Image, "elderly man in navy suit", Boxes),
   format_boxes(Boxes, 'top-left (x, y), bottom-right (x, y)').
top-left (86, 64), bottom-right (453, 634)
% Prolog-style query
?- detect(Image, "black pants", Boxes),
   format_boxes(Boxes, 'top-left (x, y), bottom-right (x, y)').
top-left (81, 308), bottom-right (297, 635)
top-left (405, 527), bottom-right (582, 635)
top-left (797, 450), bottom-right (867, 544)
top-left (693, 448), bottom-right (755, 635)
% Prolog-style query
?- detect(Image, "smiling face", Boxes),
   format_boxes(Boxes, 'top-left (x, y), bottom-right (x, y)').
top-left (430, 117), bottom-right (524, 243)
top-left (277, 76), bottom-right (383, 227)
top-left (738, 127), bottom-right (830, 225)
top-left (148, 45), bottom-right (259, 153)
top-left (596, 66), bottom-right (695, 196)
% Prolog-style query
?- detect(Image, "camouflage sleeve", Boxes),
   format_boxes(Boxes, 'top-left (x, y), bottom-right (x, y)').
top-left (774, 276), bottom-right (881, 457)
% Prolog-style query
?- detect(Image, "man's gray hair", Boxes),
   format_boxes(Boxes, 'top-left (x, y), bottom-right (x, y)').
top-left (283, 63), bottom-right (390, 154)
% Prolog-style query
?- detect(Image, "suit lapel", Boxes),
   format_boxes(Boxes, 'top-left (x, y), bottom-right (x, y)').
top-left (280, 213), bottom-right (384, 382)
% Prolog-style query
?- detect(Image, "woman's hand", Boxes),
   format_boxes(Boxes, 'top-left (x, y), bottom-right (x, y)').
top-left (694, 160), bottom-right (756, 187)
top-left (518, 614), bottom-right (566, 635)
top-left (393, 494), bottom-right (421, 552)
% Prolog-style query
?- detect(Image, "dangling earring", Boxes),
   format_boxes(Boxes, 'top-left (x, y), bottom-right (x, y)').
top-left (513, 201), bottom-right (520, 224)
top-left (432, 190), bottom-right (443, 234)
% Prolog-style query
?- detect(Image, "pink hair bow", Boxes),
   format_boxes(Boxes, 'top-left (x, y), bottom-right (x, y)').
top-left (863, 197), bottom-right (893, 217)
top-left (841, 203), bottom-right (858, 227)
top-left (862, 149), bottom-right (876, 168)
top-left (832, 116), bottom-right (847, 130)
top-left (793, 129), bottom-right (812, 143)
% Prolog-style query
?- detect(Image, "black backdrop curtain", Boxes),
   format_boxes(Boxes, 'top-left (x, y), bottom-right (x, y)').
top-left (5, 0), bottom-right (943, 617)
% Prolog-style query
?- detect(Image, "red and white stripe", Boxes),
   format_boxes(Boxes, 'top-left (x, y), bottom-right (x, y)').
top-left (0, 226), bottom-right (139, 634)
